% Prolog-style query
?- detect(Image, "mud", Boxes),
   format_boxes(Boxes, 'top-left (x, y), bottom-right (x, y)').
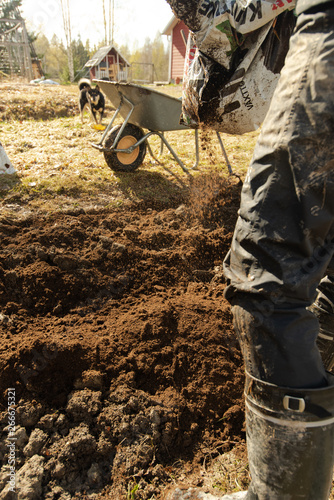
top-left (165, 0), bottom-right (202, 31)
top-left (0, 177), bottom-right (247, 499)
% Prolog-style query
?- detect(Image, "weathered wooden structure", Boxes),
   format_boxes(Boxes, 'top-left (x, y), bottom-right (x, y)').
top-left (0, 0), bottom-right (43, 80)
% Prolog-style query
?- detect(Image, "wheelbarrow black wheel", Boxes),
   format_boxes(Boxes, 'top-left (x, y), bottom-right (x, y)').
top-left (104, 124), bottom-right (147, 172)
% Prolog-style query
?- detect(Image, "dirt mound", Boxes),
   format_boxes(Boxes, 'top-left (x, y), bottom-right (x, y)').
top-left (0, 177), bottom-right (247, 499)
top-left (0, 83), bottom-right (80, 121)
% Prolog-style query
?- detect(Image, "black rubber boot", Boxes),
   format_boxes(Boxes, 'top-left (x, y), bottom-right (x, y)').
top-left (244, 373), bottom-right (334, 499)
top-left (167, 374), bottom-right (334, 500)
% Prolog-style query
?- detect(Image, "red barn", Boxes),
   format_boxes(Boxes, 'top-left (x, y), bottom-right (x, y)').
top-left (162, 16), bottom-right (190, 84)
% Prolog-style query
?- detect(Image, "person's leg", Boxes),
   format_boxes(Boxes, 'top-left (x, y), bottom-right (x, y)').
top-left (168, 7), bottom-right (334, 500)
top-left (222, 7), bottom-right (334, 499)
top-left (224, 6), bottom-right (334, 388)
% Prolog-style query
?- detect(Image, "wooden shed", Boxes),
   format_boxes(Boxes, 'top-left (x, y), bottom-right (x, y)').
top-left (162, 16), bottom-right (190, 84)
top-left (84, 45), bottom-right (130, 82)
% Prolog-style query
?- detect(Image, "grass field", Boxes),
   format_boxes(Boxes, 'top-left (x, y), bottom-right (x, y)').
top-left (0, 82), bottom-right (258, 217)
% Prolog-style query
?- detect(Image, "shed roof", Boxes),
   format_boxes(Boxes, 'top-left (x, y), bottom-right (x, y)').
top-left (85, 45), bottom-right (130, 68)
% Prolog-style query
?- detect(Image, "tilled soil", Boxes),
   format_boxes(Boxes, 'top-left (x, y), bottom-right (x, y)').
top-left (0, 177), bottom-right (248, 499)
top-left (0, 84), bottom-right (78, 122)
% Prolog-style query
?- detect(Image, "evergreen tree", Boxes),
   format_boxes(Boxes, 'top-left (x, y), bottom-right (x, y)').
top-left (0, 0), bottom-right (22, 20)
top-left (72, 37), bottom-right (90, 74)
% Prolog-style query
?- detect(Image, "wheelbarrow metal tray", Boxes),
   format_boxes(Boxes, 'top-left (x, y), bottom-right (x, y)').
top-left (95, 80), bottom-right (188, 132)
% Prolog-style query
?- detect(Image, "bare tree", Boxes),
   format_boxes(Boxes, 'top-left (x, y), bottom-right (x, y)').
top-left (109, 0), bottom-right (112, 45)
top-left (102, 0), bottom-right (107, 44)
top-left (103, 0), bottom-right (114, 45)
top-left (110, 0), bottom-right (116, 45)
top-left (59, 0), bottom-right (74, 81)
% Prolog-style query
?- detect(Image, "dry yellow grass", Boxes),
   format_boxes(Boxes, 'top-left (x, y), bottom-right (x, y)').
top-left (0, 82), bottom-right (258, 217)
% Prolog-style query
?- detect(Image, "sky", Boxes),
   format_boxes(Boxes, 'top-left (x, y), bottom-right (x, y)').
top-left (21, 0), bottom-right (174, 48)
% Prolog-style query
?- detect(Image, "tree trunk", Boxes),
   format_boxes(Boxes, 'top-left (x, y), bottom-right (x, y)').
top-left (60, 0), bottom-right (74, 82)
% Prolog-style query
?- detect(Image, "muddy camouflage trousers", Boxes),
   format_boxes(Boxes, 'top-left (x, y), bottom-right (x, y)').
top-left (310, 262), bottom-right (334, 372)
top-left (223, 7), bottom-right (334, 389)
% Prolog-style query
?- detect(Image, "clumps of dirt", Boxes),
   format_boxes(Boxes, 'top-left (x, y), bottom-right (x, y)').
top-left (0, 373), bottom-right (244, 499)
top-left (0, 378), bottom-right (186, 499)
top-left (0, 176), bottom-right (247, 499)
top-left (199, 130), bottom-right (219, 165)
top-left (0, 176), bottom-right (240, 318)
top-left (166, 0), bottom-right (202, 31)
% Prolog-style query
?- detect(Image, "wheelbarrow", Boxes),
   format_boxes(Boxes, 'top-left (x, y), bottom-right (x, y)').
top-left (91, 80), bottom-right (232, 175)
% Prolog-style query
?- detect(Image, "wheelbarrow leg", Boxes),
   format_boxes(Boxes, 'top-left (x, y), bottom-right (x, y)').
top-left (161, 130), bottom-right (199, 170)
top-left (191, 129), bottom-right (200, 170)
top-left (156, 132), bottom-right (191, 175)
top-left (216, 132), bottom-right (233, 174)
top-left (160, 133), bottom-right (164, 156)
top-left (145, 135), bottom-right (188, 175)
top-left (132, 130), bottom-right (192, 176)
top-left (147, 141), bottom-right (157, 162)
